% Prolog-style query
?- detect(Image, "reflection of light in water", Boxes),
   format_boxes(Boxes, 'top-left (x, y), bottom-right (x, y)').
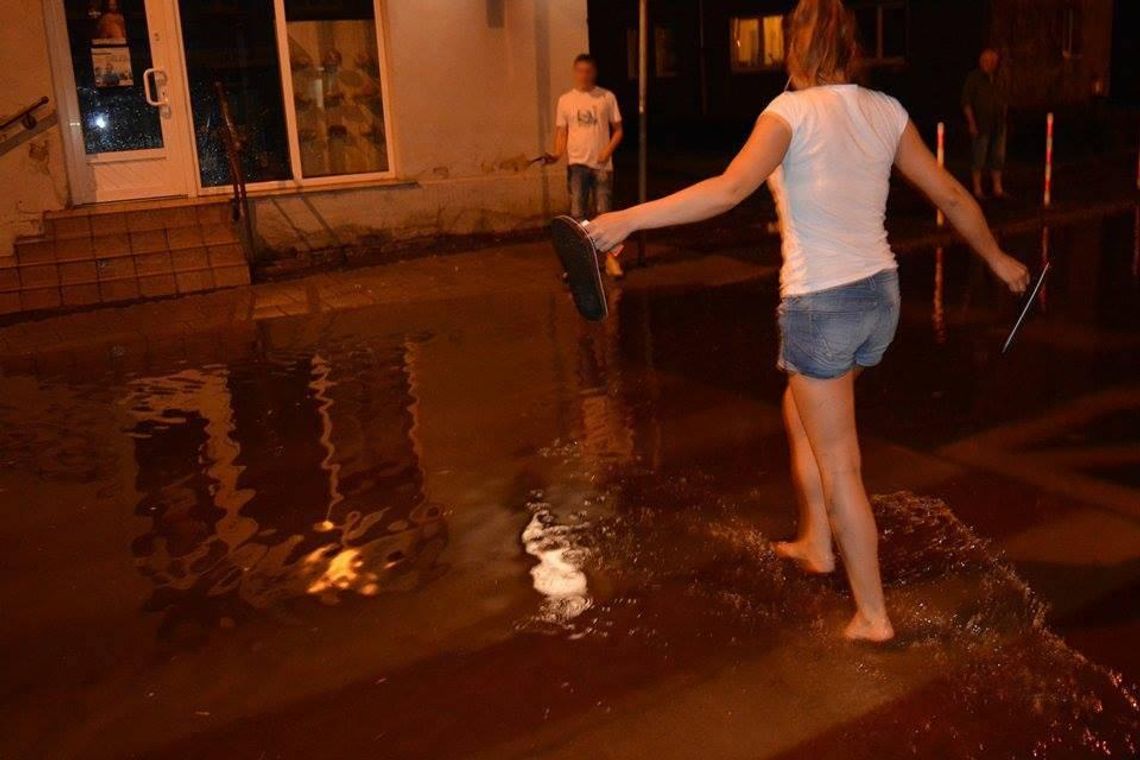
top-left (310, 354), bottom-right (344, 533)
top-left (522, 507), bottom-right (591, 624)
top-left (933, 247), bottom-right (947, 344)
top-left (1040, 225), bottom-right (1050, 310)
top-left (1132, 205), bottom-right (1138, 280)
top-left (127, 351), bottom-right (444, 618)
top-left (305, 546), bottom-right (379, 597)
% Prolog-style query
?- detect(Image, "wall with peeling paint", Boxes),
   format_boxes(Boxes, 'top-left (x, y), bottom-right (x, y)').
top-left (0, 5), bottom-right (69, 261)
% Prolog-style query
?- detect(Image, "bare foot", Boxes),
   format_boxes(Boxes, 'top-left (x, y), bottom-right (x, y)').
top-left (844, 611), bottom-right (895, 643)
top-left (774, 540), bottom-right (836, 574)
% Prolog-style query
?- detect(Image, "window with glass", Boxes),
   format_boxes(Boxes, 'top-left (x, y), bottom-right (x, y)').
top-left (854, 2), bottom-right (907, 64)
top-left (654, 25), bottom-right (678, 78)
top-left (64, 0), bottom-right (164, 155)
top-left (179, 0), bottom-right (293, 186)
top-left (730, 16), bottom-right (786, 73)
top-left (626, 29), bottom-right (637, 80)
top-left (626, 25), bottom-right (679, 80)
top-left (178, 0), bottom-right (393, 188)
top-left (1062, 4), bottom-right (1083, 59)
top-left (284, 0), bottom-right (390, 178)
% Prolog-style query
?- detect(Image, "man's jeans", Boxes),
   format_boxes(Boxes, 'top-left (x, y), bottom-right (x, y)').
top-left (971, 125), bottom-right (1007, 172)
top-left (568, 164), bottom-right (613, 220)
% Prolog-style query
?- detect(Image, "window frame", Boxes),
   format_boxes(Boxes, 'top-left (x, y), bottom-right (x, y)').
top-left (626, 25), bottom-right (681, 80)
top-left (1061, 4), bottom-right (1083, 60)
top-left (654, 24), bottom-right (679, 78)
top-left (174, 0), bottom-right (398, 197)
top-left (728, 14), bottom-right (787, 75)
top-left (854, 1), bottom-right (908, 67)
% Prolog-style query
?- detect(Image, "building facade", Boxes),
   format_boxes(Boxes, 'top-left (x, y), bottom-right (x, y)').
top-left (587, 0), bottom-right (1120, 149)
top-left (0, 0), bottom-right (586, 312)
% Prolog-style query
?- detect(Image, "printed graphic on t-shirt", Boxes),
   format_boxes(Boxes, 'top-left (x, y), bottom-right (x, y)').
top-left (576, 108), bottom-right (598, 127)
top-left (557, 87), bottom-right (622, 170)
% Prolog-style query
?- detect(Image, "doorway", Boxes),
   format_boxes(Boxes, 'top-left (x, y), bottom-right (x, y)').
top-left (46, 0), bottom-right (398, 207)
top-left (47, 0), bottom-right (196, 204)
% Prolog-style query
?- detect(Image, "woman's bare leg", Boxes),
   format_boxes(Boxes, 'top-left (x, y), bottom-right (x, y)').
top-left (788, 371), bottom-right (894, 642)
top-left (775, 387), bottom-right (835, 573)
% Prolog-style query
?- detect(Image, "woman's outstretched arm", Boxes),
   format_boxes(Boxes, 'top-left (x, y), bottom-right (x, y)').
top-left (585, 113), bottom-right (792, 252)
top-left (893, 121), bottom-right (1029, 293)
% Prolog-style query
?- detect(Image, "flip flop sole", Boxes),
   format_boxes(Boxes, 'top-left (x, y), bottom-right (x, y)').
top-left (551, 216), bottom-right (608, 322)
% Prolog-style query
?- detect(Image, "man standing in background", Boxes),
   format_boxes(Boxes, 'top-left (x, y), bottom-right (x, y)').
top-left (962, 49), bottom-right (1009, 199)
top-left (549, 54), bottom-right (625, 278)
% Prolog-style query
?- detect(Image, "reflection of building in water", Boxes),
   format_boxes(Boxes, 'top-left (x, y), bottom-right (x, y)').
top-left (127, 339), bottom-right (445, 639)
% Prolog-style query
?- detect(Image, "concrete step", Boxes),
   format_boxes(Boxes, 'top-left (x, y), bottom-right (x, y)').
top-left (4, 198), bottom-right (249, 318)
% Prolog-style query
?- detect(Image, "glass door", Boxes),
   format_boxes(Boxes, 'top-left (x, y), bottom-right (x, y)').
top-left (174, 0), bottom-right (395, 193)
top-left (55, 0), bottom-right (195, 203)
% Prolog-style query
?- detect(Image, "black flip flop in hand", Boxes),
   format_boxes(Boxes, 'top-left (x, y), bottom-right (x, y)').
top-left (550, 216), bottom-right (609, 322)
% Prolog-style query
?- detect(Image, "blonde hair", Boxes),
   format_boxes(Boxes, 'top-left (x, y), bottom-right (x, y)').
top-left (787, 0), bottom-right (862, 90)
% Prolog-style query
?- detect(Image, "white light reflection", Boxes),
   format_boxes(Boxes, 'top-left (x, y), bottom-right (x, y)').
top-left (522, 507), bottom-right (591, 624)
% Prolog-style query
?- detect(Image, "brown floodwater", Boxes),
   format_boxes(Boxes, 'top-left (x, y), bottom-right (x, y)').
top-left (1, 211), bottom-right (1138, 758)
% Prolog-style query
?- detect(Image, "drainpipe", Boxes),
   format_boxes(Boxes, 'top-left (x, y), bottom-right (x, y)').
top-left (637, 0), bottom-right (648, 265)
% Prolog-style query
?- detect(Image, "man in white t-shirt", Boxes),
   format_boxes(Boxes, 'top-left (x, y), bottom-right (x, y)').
top-left (548, 54), bottom-right (624, 277)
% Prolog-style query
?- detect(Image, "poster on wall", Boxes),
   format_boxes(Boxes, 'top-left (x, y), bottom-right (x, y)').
top-left (90, 0), bottom-right (128, 44)
top-left (92, 46), bottom-right (133, 87)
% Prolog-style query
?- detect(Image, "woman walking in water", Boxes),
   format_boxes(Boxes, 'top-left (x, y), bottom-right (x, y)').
top-left (586, 0), bottom-right (1029, 641)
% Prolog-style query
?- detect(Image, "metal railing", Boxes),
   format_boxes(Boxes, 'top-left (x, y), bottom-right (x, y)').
top-left (1, 96), bottom-right (50, 133)
top-left (214, 82), bottom-right (256, 262)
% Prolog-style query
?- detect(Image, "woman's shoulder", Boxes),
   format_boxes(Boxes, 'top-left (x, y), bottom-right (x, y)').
top-left (856, 87), bottom-right (908, 117)
top-left (856, 86), bottom-right (903, 106)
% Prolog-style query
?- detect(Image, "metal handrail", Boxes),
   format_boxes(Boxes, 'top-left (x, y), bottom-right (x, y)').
top-left (213, 82), bottom-right (256, 262)
top-left (1, 97), bottom-right (50, 132)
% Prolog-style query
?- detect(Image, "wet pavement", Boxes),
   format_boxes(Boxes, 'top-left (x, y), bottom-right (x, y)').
top-left (1, 208), bottom-right (1138, 758)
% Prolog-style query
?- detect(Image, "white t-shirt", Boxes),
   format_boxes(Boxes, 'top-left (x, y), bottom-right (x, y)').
top-left (763, 85), bottom-right (909, 297)
top-left (556, 87), bottom-right (622, 170)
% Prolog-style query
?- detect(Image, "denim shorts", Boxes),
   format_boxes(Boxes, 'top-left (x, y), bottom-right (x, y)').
top-left (777, 268), bottom-right (900, 380)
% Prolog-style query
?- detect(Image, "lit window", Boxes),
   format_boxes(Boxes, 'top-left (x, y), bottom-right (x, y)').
top-left (284, 0), bottom-right (391, 178)
top-left (730, 16), bottom-right (786, 73)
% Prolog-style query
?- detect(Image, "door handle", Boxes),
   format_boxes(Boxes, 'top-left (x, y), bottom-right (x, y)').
top-left (143, 67), bottom-right (169, 107)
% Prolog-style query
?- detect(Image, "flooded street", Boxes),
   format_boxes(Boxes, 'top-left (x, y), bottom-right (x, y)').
top-left (1, 211), bottom-right (1138, 758)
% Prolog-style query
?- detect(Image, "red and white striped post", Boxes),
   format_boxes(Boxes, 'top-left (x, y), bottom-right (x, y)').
top-left (1043, 113), bottom-right (1054, 207)
top-left (936, 122), bottom-right (945, 227)
top-left (1040, 113), bottom-right (1055, 308)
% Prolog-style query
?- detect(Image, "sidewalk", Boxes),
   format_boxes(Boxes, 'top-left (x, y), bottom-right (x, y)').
top-left (0, 241), bottom-right (767, 366)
